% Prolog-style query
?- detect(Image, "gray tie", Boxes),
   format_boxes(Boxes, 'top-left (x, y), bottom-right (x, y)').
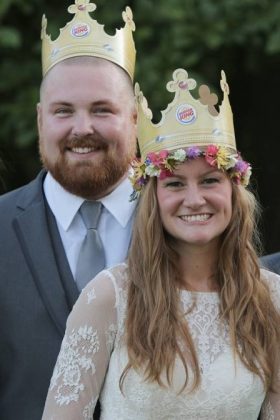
top-left (75, 201), bottom-right (105, 290)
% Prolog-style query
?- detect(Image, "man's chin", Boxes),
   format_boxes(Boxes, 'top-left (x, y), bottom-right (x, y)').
top-left (46, 162), bottom-right (126, 199)
top-left (41, 146), bottom-right (134, 199)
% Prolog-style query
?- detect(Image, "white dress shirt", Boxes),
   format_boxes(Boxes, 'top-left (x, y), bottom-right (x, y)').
top-left (43, 172), bottom-right (137, 282)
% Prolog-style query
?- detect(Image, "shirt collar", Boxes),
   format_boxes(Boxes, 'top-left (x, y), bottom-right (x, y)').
top-left (44, 173), bottom-right (137, 231)
top-left (44, 173), bottom-right (84, 231)
top-left (99, 177), bottom-right (137, 228)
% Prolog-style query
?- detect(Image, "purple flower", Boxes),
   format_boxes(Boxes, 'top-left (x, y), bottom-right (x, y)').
top-left (186, 146), bottom-right (201, 159)
top-left (234, 159), bottom-right (249, 173)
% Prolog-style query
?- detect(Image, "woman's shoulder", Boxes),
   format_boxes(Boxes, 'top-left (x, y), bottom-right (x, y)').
top-left (260, 268), bottom-right (280, 310)
top-left (81, 263), bottom-right (129, 306)
top-left (102, 262), bottom-right (129, 291)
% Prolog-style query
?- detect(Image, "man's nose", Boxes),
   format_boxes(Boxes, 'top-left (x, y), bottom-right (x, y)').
top-left (72, 113), bottom-right (94, 136)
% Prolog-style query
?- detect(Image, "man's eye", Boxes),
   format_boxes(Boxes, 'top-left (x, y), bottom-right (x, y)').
top-left (94, 107), bottom-right (112, 114)
top-left (55, 108), bottom-right (72, 115)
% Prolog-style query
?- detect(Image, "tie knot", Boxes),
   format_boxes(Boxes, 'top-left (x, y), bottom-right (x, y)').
top-left (79, 200), bottom-right (102, 230)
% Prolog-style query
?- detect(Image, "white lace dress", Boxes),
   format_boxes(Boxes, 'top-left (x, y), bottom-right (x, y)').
top-left (42, 264), bottom-right (280, 420)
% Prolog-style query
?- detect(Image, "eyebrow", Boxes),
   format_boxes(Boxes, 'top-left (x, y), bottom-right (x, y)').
top-left (171, 168), bottom-right (222, 178)
top-left (49, 101), bottom-right (72, 107)
top-left (48, 99), bottom-right (117, 110)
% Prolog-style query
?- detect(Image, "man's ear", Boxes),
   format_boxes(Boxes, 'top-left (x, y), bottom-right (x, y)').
top-left (37, 103), bottom-right (42, 136)
top-left (133, 107), bottom-right (137, 125)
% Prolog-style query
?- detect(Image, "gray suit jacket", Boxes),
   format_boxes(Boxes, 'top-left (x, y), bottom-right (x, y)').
top-left (0, 171), bottom-right (79, 420)
top-left (260, 252), bottom-right (280, 275)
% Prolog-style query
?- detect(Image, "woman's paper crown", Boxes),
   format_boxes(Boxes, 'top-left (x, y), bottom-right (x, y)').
top-left (136, 68), bottom-right (236, 158)
top-left (41, 0), bottom-right (136, 79)
top-left (129, 69), bottom-right (251, 200)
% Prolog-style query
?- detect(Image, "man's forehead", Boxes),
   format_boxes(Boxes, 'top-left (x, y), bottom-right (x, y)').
top-left (41, 56), bottom-right (132, 94)
top-left (49, 56), bottom-right (127, 77)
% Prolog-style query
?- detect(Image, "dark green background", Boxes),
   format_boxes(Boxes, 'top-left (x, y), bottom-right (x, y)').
top-left (1, 0), bottom-right (280, 254)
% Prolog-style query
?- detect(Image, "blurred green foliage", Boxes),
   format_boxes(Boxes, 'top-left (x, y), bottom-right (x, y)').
top-left (0, 0), bottom-right (280, 252)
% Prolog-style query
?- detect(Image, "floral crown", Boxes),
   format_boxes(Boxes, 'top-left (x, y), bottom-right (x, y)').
top-left (129, 145), bottom-right (251, 201)
top-left (130, 69), bottom-right (252, 200)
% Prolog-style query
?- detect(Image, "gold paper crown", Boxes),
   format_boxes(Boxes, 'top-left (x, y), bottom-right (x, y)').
top-left (41, 0), bottom-right (136, 79)
top-left (136, 68), bottom-right (236, 159)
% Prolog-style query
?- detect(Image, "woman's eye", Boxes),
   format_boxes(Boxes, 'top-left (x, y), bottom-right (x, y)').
top-left (165, 181), bottom-right (183, 188)
top-left (203, 177), bottom-right (219, 184)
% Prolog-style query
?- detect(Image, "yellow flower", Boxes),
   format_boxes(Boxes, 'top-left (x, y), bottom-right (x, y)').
top-left (216, 147), bottom-right (231, 169)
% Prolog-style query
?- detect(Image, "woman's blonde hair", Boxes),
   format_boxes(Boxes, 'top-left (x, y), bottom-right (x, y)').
top-left (121, 177), bottom-right (280, 392)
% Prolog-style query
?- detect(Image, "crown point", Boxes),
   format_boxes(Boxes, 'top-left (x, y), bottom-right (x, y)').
top-left (167, 69), bottom-right (196, 93)
top-left (135, 84), bottom-right (153, 120)
top-left (134, 82), bottom-right (140, 92)
top-left (199, 85), bottom-right (219, 116)
top-left (220, 70), bottom-right (230, 95)
top-left (122, 6), bottom-right (135, 31)
top-left (41, 15), bottom-right (47, 39)
top-left (68, 1), bottom-right (96, 15)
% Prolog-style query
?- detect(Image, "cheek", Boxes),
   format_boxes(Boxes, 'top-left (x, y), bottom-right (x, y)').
top-left (42, 118), bottom-right (68, 140)
top-left (220, 191), bottom-right (232, 220)
top-left (219, 183), bottom-right (232, 216)
top-left (157, 190), bottom-right (180, 218)
top-left (39, 123), bottom-right (64, 156)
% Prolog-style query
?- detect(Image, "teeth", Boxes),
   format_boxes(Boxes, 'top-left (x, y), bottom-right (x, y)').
top-left (180, 214), bottom-right (211, 222)
top-left (71, 147), bottom-right (94, 154)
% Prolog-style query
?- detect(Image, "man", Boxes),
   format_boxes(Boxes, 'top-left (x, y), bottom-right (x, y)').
top-left (0, 2), bottom-right (137, 419)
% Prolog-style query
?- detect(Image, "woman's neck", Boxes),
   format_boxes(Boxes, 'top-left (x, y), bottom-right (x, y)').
top-left (177, 244), bottom-right (219, 292)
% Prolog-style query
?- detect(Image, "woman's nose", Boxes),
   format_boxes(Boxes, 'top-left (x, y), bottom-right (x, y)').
top-left (183, 185), bottom-right (206, 209)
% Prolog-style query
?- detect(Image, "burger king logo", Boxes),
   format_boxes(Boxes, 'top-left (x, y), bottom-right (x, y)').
top-left (71, 23), bottom-right (90, 38)
top-left (176, 104), bottom-right (197, 125)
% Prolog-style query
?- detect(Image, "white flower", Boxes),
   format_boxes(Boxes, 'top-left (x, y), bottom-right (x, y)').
top-left (145, 165), bottom-right (160, 177)
top-left (172, 149), bottom-right (187, 161)
top-left (224, 154), bottom-right (237, 170)
top-left (243, 166), bottom-right (252, 186)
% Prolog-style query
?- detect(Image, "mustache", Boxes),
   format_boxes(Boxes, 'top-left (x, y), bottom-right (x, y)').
top-left (60, 135), bottom-right (109, 150)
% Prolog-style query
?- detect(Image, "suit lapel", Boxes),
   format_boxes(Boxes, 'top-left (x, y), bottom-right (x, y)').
top-left (13, 172), bottom-right (72, 336)
top-left (45, 201), bottom-right (79, 309)
top-left (271, 253), bottom-right (280, 275)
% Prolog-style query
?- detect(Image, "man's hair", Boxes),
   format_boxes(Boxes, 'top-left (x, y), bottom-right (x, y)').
top-left (121, 177), bottom-right (280, 393)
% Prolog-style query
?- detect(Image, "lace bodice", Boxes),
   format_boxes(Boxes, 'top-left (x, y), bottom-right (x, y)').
top-left (42, 265), bottom-right (280, 419)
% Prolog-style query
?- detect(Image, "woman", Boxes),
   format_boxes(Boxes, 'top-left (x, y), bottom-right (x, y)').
top-left (42, 69), bottom-right (280, 419)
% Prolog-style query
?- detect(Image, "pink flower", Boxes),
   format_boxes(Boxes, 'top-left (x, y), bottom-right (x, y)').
top-left (147, 150), bottom-right (169, 166)
top-left (205, 145), bottom-right (219, 166)
top-left (159, 169), bottom-right (173, 180)
top-left (206, 145), bottom-right (219, 156)
top-left (158, 150), bottom-right (169, 159)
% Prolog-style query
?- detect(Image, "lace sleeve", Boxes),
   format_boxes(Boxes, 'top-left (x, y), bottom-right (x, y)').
top-left (42, 270), bottom-right (118, 420)
top-left (260, 269), bottom-right (280, 420)
top-left (261, 384), bottom-right (280, 419)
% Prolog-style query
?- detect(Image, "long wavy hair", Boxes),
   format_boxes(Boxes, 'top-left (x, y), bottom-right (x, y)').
top-left (121, 177), bottom-right (280, 393)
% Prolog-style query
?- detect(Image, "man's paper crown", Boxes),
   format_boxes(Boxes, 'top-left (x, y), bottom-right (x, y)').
top-left (136, 68), bottom-right (236, 159)
top-left (41, 0), bottom-right (136, 79)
